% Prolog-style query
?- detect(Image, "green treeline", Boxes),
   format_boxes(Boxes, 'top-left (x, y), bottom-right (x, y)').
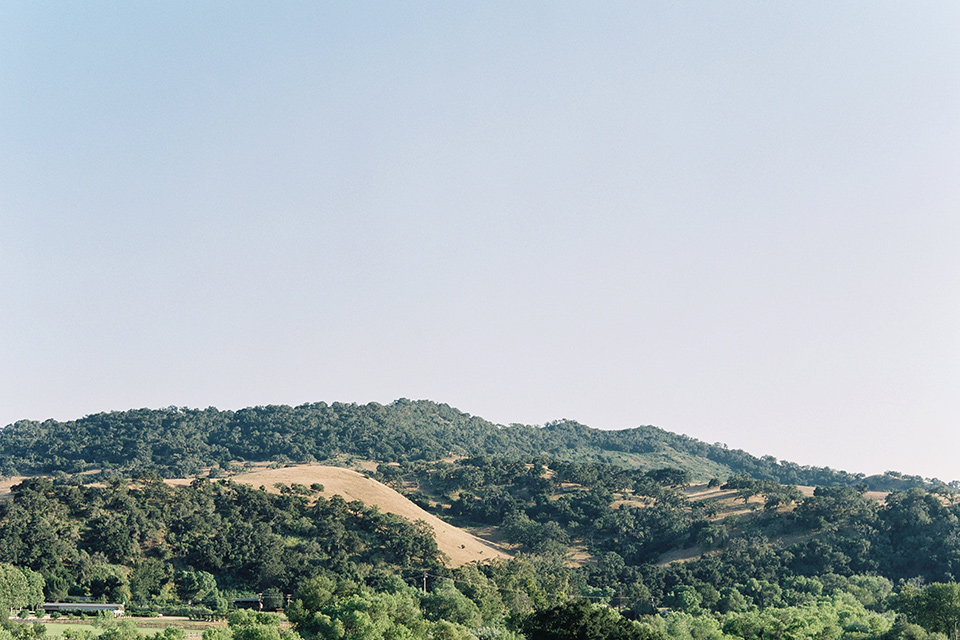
top-left (5, 572), bottom-right (960, 640)
top-left (0, 400), bottom-right (898, 488)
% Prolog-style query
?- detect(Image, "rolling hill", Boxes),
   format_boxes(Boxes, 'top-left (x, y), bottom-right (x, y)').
top-left (3, 401), bottom-right (960, 638)
top-left (0, 399), bottom-right (897, 488)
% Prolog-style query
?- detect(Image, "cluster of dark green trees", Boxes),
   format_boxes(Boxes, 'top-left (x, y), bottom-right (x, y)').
top-left (3, 400), bottom-right (934, 490)
top-left (0, 475), bottom-right (443, 611)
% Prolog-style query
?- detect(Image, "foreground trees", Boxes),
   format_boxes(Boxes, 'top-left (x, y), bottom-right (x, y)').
top-left (0, 563), bottom-right (43, 613)
top-left (287, 576), bottom-right (480, 640)
top-left (521, 601), bottom-right (655, 640)
top-left (895, 583), bottom-right (960, 640)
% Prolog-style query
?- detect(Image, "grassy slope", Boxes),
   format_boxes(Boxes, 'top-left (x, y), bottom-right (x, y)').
top-left (166, 464), bottom-right (512, 568)
top-left (206, 463), bottom-right (890, 570)
top-left (1, 461), bottom-right (897, 571)
top-left (0, 475), bottom-right (27, 500)
top-left (649, 483), bottom-right (891, 566)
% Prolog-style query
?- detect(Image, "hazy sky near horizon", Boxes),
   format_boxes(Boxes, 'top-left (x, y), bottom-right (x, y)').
top-left (3, 3), bottom-right (959, 481)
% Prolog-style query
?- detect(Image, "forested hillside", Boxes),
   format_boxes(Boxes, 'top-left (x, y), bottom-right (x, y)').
top-left (0, 399), bottom-right (911, 488)
top-left (3, 400), bottom-right (960, 640)
top-left (3, 454), bottom-right (960, 640)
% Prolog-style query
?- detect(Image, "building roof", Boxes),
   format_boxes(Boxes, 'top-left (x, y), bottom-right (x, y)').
top-left (43, 603), bottom-right (125, 610)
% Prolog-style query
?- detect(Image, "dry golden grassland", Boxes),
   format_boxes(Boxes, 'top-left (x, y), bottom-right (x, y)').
top-left (0, 476), bottom-right (27, 500)
top-left (169, 464), bottom-right (512, 568)
top-left (1, 466), bottom-right (898, 571)
top-left (652, 483), bottom-right (890, 566)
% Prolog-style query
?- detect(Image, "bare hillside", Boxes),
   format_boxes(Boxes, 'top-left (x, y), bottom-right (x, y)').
top-left (0, 476), bottom-right (27, 500)
top-left (652, 483), bottom-right (890, 566)
top-left (171, 464), bottom-right (512, 568)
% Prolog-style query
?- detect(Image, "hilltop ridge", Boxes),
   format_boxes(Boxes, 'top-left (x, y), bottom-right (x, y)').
top-left (0, 399), bottom-right (938, 490)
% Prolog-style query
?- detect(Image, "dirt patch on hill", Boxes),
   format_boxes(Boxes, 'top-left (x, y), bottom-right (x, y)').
top-left (0, 476), bottom-right (28, 500)
top-left (684, 485), bottom-right (739, 501)
top-left (651, 484), bottom-right (891, 567)
top-left (796, 485), bottom-right (888, 502)
top-left (167, 464), bottom-right (511, 568)
top-left (657, 544), bottom-right (714, 566)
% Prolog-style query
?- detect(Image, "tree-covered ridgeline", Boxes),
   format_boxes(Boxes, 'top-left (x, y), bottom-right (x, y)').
top-left (0, 400), bottom-right (939, 490)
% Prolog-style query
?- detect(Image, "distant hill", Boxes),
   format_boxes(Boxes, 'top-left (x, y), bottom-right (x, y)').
top-left (0, 398), bottom-right (894, 488)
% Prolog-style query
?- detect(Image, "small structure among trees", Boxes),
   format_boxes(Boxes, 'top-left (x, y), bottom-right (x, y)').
top-left (42, 602), bottom-right (125, 617)
top-left (231, 589), bottom-right (287, 613)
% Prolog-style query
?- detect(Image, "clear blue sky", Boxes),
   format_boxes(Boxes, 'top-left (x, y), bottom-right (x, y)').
top-left (2, 3), bottom-right (958, 481)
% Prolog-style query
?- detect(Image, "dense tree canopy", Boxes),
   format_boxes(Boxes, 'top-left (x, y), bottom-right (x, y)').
top-left (0, 400), bottom-right (892, 488)
top-left (0, 476), bottom-right (443, 608)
